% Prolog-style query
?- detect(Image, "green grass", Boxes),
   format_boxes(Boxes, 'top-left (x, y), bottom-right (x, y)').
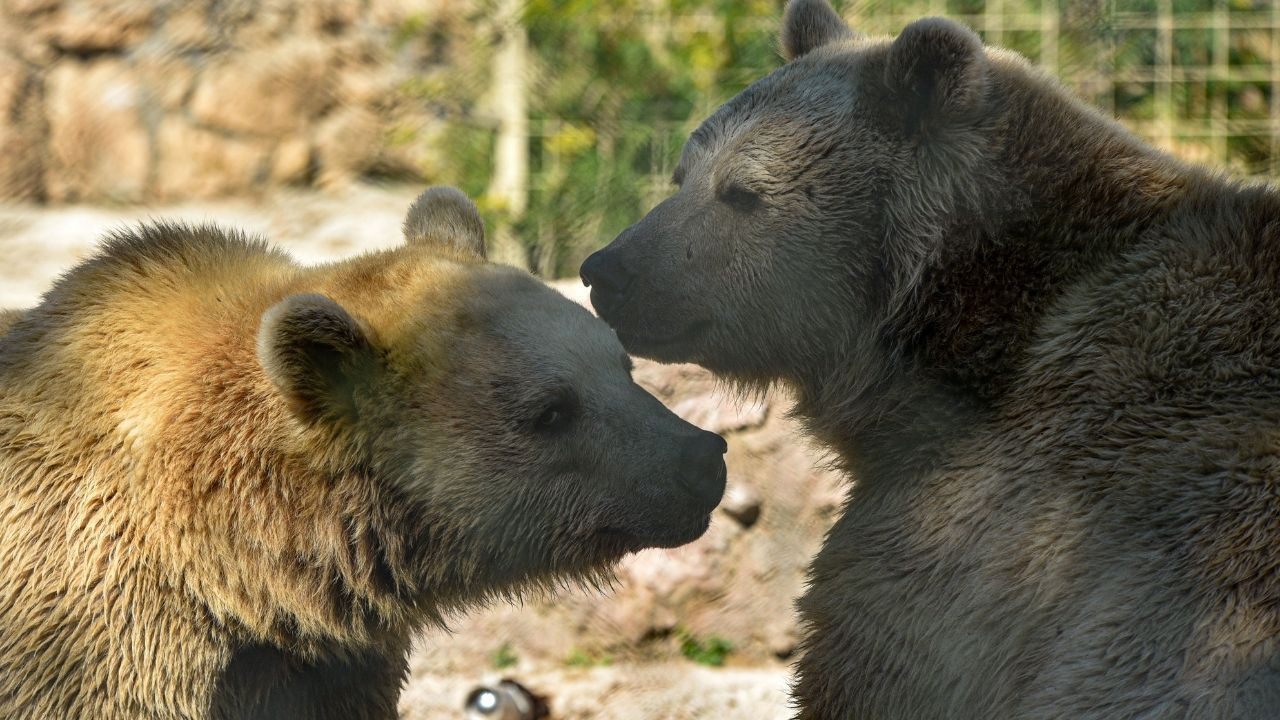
top-left (564, 647), bottom-right (614, 668)
top-left (677, 628), bottom-right (733, 667)
top-left (491, 642), bottom-right (519, 670)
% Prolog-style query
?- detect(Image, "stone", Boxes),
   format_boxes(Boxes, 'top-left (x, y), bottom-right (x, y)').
top-left (297, 0), bottom-right (361, 33)
top-left (154, 119), bottom-right (269, 199)
top-left (632, 361), bottom-right (770, 434)
top-left (2, 0), bottom-right (61, 17)
top-left (271, 138), bottom-right (313, 185)
top-left (0, 52), bottom-right (47, 200)
top-left (162, 3), bottom-right (217, 51)
top-left (44, 59), bottom-right (149, 202)
top-left (719, 482), bottom-right (762, 529)
top-left (189, 39), bottom-right (335, 137)
top-left (313, 106), bottom-right (383, 187)
top-left (133, 50), bottom-right (196, 110)
top-left (43, 0), bottom-right (154, 53)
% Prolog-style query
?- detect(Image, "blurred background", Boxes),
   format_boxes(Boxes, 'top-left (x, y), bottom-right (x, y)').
top-left (0, 0), bottom-right (1277, 717)
top-left (2, 0), bottom-right (1279, 275)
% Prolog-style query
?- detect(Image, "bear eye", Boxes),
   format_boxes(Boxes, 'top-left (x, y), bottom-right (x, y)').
top-left (532, 397), bottom-right (575, 434)
top-left (719, 183), bottom-right (761, 212)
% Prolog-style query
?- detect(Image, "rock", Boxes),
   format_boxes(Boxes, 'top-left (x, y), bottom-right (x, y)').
top-left (0, 53), bottom-right (47, 201)
top-left (632, 361), bottom-right (770, 434)
top-left (669, 391), bottom-right (769, 434)
top-left (161, 3), bottom-right (217, 51)
top-left (271, 138), bottom-right (313, 185)
top-left (133, 50), bottom-right (195, 110)
top-left (297, 0), bottom-right (362, 33)
top-left (3, 0), bottom-right (60, 15)
top-left (206, 0), bottom-right (292, 45)
top-left (43, 0), bottom-right (154, 52)
top-left (189, 39), bottom-right (335, 136)
top-left (313, 106), bottom-right (384, 187)
top-left (154, 119), bottom-right (270, 199)
top-left (44, 60), bottom-right (149, 202)
top-left (720, 482), bottom-right (762, 529)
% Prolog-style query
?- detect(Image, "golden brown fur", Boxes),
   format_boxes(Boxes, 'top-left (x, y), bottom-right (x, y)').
top-left (0, 227), bottom-right (475, 718)
top-left (0, 190), bottom-right (726, 719)
top-left (0, 309), bottom-right (20, 335)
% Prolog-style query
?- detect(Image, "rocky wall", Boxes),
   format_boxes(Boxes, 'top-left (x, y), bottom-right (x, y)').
top-left (0, 0), bottom-right (463, 202)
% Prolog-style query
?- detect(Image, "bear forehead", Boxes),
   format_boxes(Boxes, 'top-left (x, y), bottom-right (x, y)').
top-left (682, 54), bottom-right (868, 168)
top-left (339, 260), bottom-right (618, 369)
top-left (461, 269), bottom-right (616, 352)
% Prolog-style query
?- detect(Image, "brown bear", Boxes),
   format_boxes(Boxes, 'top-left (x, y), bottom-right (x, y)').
top-left (581, 1), bottom-right (1280, 718)
top-left (0, 187), bottom-right (727, 719)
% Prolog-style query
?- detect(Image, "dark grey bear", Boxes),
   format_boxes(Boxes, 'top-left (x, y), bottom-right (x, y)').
top-left (582, 1), bottom-right (1280, 717)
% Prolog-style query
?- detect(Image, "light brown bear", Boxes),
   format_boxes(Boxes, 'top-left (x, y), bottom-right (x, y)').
top-left (0, 187), bottom-right (727, 719)
top-left (582, 1), bottom-right (1280, 718)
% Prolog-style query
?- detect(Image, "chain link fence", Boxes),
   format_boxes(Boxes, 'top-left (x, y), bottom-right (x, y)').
top-left (469, 0), bottom-right (1280, 276)
top-left (851, 0), bottom-right (1280, 175)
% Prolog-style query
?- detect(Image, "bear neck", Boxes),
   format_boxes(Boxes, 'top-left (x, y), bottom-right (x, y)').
top-left (796, 82), bottom-right (1206, 482)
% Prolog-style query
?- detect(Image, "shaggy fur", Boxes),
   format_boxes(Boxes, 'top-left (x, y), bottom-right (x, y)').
top-left (0, 188), bottom-right (726, 719)
top-left (581, 2), bottom-right (1280, 718)
top-left (0, 309), bottom-right (20, 335)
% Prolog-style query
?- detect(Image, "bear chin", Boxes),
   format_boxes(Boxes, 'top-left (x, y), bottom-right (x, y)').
top-left (611, 318), bottom-right (713, 365)
top-left (594, 509), bottom-right (716, 553)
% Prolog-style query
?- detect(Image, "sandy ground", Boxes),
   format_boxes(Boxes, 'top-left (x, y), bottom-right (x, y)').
top-left (400, 662), bottom-right (792, 720)
top-left (0, 185), bottom-right (420, 308)
top-left (0, 185), bottom-right (798, 719)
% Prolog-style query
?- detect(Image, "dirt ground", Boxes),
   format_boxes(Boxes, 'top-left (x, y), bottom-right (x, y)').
top-left (0, 184), bottom-right (842, 719)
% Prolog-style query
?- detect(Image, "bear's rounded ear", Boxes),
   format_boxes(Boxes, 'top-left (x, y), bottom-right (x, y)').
top-left (782, 0), bottom-right (855, 62)
top-left (257, 294), bottom-right (376, 425)
top-left (403, 186), bottom-right (487, 260)
top-left (885, 17), bottom-right (988, 130)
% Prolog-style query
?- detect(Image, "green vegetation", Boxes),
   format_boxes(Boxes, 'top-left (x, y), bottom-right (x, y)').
top-left (491, 642), bottom-right (519, 669)
top-left (677, 627), bottom-right (733, 667)
top-left (408, 0), bottom-right (1280, 277)
top-left (564, 647), bottom-right (615, 668)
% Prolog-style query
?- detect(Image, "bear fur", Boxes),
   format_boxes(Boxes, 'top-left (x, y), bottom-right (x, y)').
top-left (0, 187), bottom-right (726, 719)
top-left (581, 1), bottom-right (1280, 717)
top-left (0, 309), bottom-right (20, 335)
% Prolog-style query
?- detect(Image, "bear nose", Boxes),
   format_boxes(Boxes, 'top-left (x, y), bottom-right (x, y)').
top-left (580, 248), bottom-right (634, 318)
top-left (678, 430), bottom-right (728, 511)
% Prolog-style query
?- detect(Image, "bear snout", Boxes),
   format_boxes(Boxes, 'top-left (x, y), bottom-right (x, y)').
top-left (580, 246), bottom-right (634, 318)
top-left (675, 430), bottom-right (728, 512)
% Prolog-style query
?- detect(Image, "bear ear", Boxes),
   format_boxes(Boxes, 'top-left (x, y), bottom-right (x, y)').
top-left (403, 186), bottom-right (487, 260)
top-left (257, 294), bottom-right (376, 426)
top-left (885, 17), bottom-right (988, 130)
top-left (782, 0), bottom-right (855, 61)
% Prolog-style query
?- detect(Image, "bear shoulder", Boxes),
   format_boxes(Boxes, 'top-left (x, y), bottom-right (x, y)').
top-left (0, 310), bottom-right (19, 336)
top-left (73, 221), bottom-right (285, 289)
top-left (30, 222), bottom-right (288, 327)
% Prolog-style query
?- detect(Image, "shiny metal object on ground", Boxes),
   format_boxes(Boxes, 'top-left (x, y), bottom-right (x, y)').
top-left (464, 679), bottom-right (549, 720)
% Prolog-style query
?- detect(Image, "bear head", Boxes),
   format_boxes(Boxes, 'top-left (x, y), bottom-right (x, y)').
top-left (580, 0), bottom-right (999, 386)
top-left (258, 188), bottom-right (727, 611)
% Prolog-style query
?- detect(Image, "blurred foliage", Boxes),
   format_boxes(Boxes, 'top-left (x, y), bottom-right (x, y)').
top-left (491, 642), bottom-right (520, 669)
top-left (408, 0), bottom-right (1280, 277)
top-left (414, 0), bottom-right (786, 276)
top-left (677, 627), bottom-right (734, 667)
top-left (564, 647), bottom-right (615, 667)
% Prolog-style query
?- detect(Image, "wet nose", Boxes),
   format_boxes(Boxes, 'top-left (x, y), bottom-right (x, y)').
top-left (679, 431), bottom-right (728, 510)
top-left (580, 248), bottom-right (634, 317)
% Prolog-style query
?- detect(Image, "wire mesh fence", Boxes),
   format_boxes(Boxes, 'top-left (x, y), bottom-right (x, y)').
top-left (522, 0), bottom-right (1280, 188)
top-left (847, 0), bottom-right (1280, 176)
top-left (464, 0), bottom-right (1280, 276)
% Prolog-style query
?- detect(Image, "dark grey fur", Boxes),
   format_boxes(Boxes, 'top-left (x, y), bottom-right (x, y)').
top-left (581, 2), bottom-right (1280, 717)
